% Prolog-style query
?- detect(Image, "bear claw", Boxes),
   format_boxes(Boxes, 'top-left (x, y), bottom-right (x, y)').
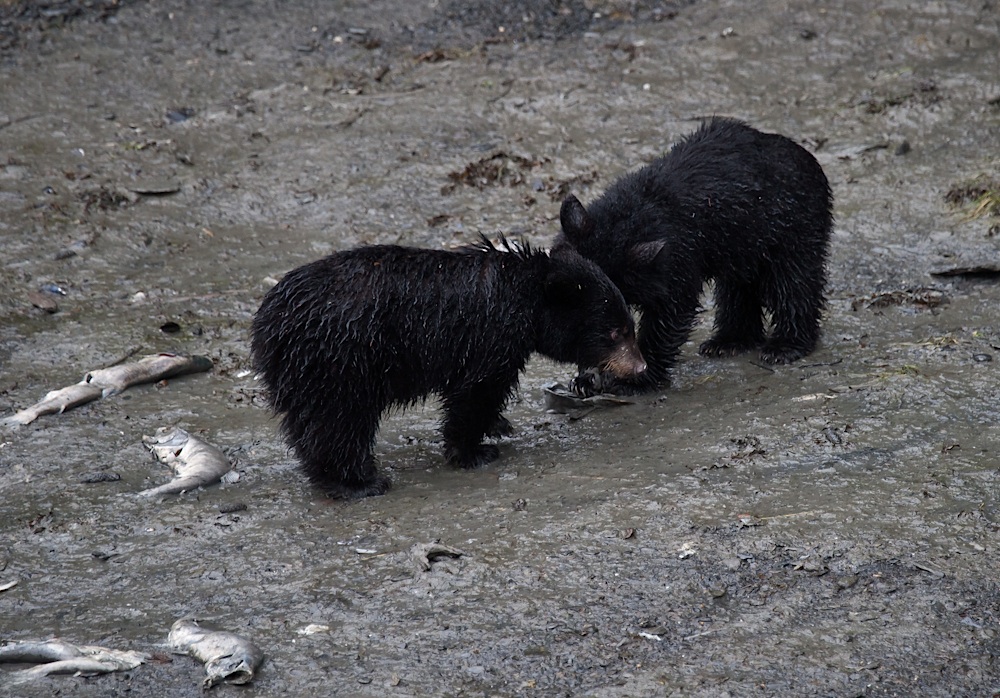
top-left (759, 342), bottom-right (812, 365)
top-left (323, 474), bottom-right (392, 500)
top-left (699, 337), bottom-right (762, 358)
top-left (446, 443), bottom-right (500, 470)
top-left (571, 368), bottom-right (665, 396)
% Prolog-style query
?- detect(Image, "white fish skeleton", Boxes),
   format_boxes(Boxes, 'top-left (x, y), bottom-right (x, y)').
top-left (140, 427), bottom-right (234, 497)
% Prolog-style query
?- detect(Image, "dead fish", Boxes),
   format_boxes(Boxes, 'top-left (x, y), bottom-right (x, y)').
top-left (2, 353), bottom-right (213, 426)
top-left (167, 619), bottom-right (264, 689)
top-left (412, 541), bottom-right (465, 573)
top-left (543, 382), bottom-right (634, 419)
top-left (85, 353), bottom-right (214, 397)
top-left (0, 381), bottom-right (103, 427)
top-left (139, 427), bottom-right (233, 497)
top-left (0, 639), bottom-right (147, 685)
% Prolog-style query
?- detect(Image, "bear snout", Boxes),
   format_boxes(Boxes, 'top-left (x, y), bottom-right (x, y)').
top-left (603, 339), bottom-right (647, 379)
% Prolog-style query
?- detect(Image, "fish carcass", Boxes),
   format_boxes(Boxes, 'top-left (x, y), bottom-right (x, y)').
top-left (139, 427), bottom-right (234, 497)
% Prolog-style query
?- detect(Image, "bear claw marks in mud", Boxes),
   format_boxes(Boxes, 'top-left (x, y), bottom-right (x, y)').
top-left (556, 117), bottom-right (833, 393)
top-left (250, 237), bottom-right (646, 499)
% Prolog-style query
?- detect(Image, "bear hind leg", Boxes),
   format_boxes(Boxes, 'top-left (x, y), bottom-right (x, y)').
top-left (760, 271), bottom-right (824, 364)
top-left (630, 298), bottom-right (701, 392)
top-left (282, 402), bottom-right (391, 498)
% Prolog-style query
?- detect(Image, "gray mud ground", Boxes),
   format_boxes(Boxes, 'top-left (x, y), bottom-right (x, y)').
top-left (1, 1), bottom-right (999, 696)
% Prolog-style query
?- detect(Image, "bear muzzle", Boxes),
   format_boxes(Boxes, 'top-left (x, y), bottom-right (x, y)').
top-left (603, 339), bottom-right (647, 379)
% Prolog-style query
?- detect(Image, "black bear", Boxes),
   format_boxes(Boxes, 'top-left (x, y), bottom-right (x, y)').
top-left (250, 237), bottom-right (646, 498)
top-left (556, 116), bottom-right (833, 393)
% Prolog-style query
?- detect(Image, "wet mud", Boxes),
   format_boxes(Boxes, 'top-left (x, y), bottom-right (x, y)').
top-left (1, 1), bottom-right (998, 696)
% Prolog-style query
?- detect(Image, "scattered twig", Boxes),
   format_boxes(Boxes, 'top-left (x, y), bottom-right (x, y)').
top-left (798, 358), bottom-right (843, 369)
top-left (756, 511), bottom-right (817, 521)
top-left (0, 114), bottom-right (41, 131)
top-left (683, 627), bottom-right (720, 641)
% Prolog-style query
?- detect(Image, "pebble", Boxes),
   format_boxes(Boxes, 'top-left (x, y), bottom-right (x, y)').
top-left (27, 290), bottom-right (58, 313)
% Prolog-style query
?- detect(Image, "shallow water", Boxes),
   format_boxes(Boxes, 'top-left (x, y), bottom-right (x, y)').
top-left (1, 1), bottom-right (998, 696)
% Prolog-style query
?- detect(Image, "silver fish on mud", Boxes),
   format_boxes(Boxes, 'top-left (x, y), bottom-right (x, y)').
top-left (543, 381), bottom-right (634, 419)
top-left (140, 427), bottom-right (233, 497)
top-left (0, 382), bottom-right (104, 427)
top-left (85, 353), bottom-right (214, 397)
top-left (2, 353), bottom-right (213, 427)
top-left (167, 619), bottom-right (264, 689)
top-left (0, 639), bottom-right (147, 685)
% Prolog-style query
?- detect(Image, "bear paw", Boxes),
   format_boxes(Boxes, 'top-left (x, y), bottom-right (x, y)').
top-left (569, 368), bottom-right (613, 397)
top-left (572, 369), bottom-right (666, 396)
top-left (759, 342), bottom-right (810, 365)
top-left (323, 474), bottom-right (392, 499)
top-left (699, 337), bottom-right (761, 358)
top-left (446, 443), bottom-right (501, 470)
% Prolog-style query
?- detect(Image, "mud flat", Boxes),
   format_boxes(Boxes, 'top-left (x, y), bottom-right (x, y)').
top-left (1, 1), bottom-right (998, 695)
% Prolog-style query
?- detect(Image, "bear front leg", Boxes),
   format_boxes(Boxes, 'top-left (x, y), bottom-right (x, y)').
top-left (699, 279), bottom-right (765, 358)
top-left (282, 402), bottom-right (391, 499)
top-left (596, 300), bottom-right (698, 394)
top-left (440, 381), bottom-right (513, 469)
top-left (570, 303), bottom-right (690, 396)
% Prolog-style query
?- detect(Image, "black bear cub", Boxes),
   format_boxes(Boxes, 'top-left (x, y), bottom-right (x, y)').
top-left (251, 237), bottom-right (646, 498)
top-left (556, 117), bottom-right (833, 393)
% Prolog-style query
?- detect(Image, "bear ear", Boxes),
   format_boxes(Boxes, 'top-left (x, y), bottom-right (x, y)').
top-left (628, 240), bottom-right (666, 267)
top-left (559, 195), bottom-right (595, 242)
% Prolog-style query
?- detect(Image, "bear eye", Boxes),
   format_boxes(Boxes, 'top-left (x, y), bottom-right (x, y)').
top-left (610, 329), bottom-right (621, 342)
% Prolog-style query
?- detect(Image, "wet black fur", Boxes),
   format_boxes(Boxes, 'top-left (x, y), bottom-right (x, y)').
top-left (250, 238), bottom-right (638, 498)
top-left (556, 117), bottom-right (833, 391)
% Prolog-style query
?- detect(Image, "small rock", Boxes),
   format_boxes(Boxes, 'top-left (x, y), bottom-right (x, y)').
top-left (837, 575), bottom-right (859, 589)
top-left (165, 107), bottom-right (196, 123)
top-left (27, 291), bottom-right (58, 313)
top-left (127, 180), bottom-right (181, 195)
top-left (81, 472), bottom-right (121, 483)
